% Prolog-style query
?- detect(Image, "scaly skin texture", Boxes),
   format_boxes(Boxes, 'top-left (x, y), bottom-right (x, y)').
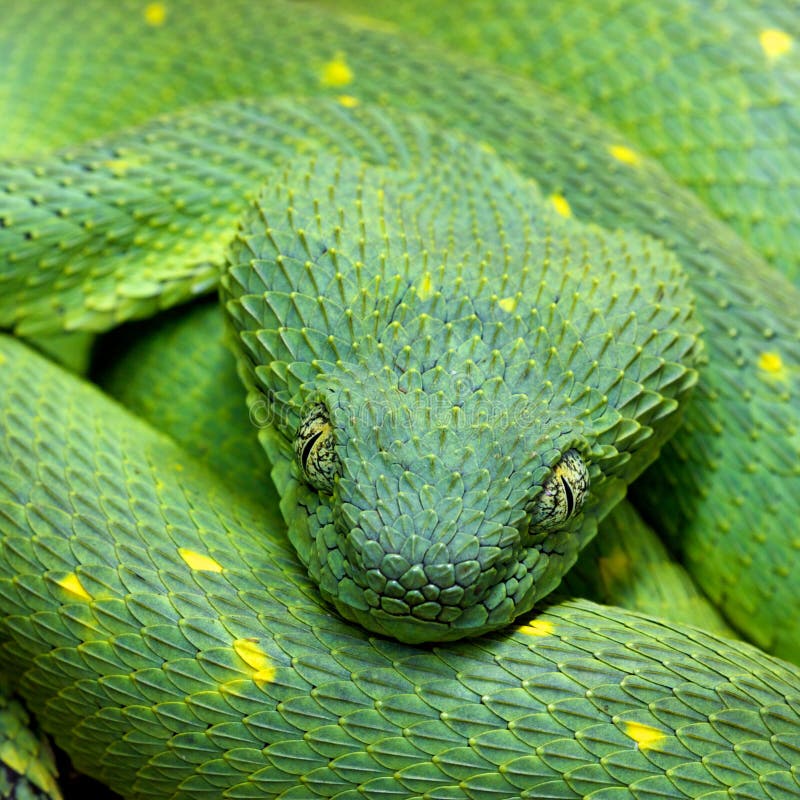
top-left (304, 0), bottom-right (800, 655)
top-left (561, 502), bottom-right (738, 639)
top-left (99, 299), bottom-right (731, 639)
top-left (2, 335), bottom-right (800, 800)
top-left (0, 678), bottom-right (61, 800)
top-left (0, 1), bottom-right (799, 797)
top-left (96, 300), bottom-right (279, 512)
top-left (221, 142), bottom-right (699, 642)
top-left (309, 0), bottom-right (800, 282)
top-left (1, 1), bottom-right (798, 658)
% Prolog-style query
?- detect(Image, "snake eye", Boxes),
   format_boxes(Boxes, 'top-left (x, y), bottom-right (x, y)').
top-left (294, 403), bottom-right (339, 493)
top-left (528, 449), bottom-right (589, 531)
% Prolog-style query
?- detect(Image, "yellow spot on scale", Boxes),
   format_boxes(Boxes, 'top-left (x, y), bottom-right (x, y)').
top-left (758, 350), bottom-right (787, 381)
top-left (58, 572), bottom-right (91, 601)
top-left (143, 2), bottom-right (167, 26)
top-left (625, 721), bottom-right (666, 750)
top-left (417, 271), bottom-right (434, 300)
top-left (178, 548), bottom-right (223, 573)
top-left (337, 94), bottom-right (360, 108)
top-left (759, 29), bottom-right (793, 61)
top-left (550, 193), bottom-right (572, 218)
top-left (519, 618), bottom-right (555, 637)
top-left (498, 296), bottom-right (518, 313)
top-left (103, 159), bottom-right (138, 177)
top-left (234, 638), bottom-right (277, 684)
top-left (0, 352), bottom-right (6, 365)
top-left (321, 53), bottom-right (354, 88)
top-left (609, 145), bottom-right (641, 166)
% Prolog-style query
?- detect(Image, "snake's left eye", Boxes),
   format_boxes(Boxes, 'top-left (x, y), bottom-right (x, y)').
top-left (528, 449), bottom-right (590, 531)
top-left (294, 403), bottom-right (339, 493)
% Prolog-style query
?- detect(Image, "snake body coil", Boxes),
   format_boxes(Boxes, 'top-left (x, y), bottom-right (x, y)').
top-left (0, 1), bottom-right (799, 798)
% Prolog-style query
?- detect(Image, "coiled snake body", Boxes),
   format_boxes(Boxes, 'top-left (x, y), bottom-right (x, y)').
top-left (1, 1), bottom-right (799, 798)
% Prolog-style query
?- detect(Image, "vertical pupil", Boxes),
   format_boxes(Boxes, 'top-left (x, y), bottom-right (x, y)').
top-left (301, 429), bottom-right (324, 471)
top-left (560, 474), bottom-right (574, 517)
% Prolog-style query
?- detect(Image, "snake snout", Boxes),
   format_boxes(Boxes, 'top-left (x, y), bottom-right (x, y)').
top-left (314, 512), bottom-right (547, 643)
top-left (354, 532), bottom-right (509, 616)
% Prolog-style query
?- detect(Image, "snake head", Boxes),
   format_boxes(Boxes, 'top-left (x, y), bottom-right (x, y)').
top-left (283, 371), bottom-right (595, 644)
top-left (223, 138), bottom-right (701, 644)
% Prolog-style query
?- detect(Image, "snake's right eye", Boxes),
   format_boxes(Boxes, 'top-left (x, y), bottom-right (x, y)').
top-left (527, 449), bottom-right (590, 532)
top-left (294, 403), bottom-right (339, 493)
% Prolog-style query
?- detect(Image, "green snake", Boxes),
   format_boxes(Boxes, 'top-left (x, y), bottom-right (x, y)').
top-left (1, 1), bottom-right (800, 798)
